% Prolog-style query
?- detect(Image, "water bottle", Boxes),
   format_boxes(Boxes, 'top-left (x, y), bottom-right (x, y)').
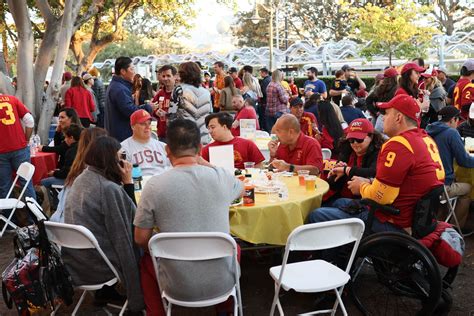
top-left (278, 182), bottom-right (289, 201)
top-left (30, 134), bottom-right (41, 156)
top-left (29, 138), bottom-right (36, 157)
top-left (132, 164), bottom-right (143, 191)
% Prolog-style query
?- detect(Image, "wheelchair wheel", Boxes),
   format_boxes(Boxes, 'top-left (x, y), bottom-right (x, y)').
top-left (350, 232), bottom-right (442, 316)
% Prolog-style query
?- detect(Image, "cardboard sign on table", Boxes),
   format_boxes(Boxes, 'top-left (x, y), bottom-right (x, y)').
top-left (209, 144), bottom-right (234, 174)
top-left (240, 119), bottom-right (257, 142)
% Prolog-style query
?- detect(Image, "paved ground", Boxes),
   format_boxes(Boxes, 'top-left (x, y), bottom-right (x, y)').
top-left (1, 232), bottom-right (473, 315)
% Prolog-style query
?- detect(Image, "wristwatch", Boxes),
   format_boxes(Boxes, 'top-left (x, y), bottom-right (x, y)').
top-left (289, 164), bottom-right (295, 172)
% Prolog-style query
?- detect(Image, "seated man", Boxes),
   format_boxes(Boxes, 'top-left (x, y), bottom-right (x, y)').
top-left (268, 114), bottom-right (323, 175)
top-left (340, 94), bottom-right (366, 124)
top-left (426, 106), bottom-right (474, 234)
top-left (121, 109), bottom-right (171, 176)
top-left (289, 97), bottom-right (319, 139)
top-left (457, 103), bottom-right (474, 138)
top-left (134, 119), bottom-right (244, 315)
top-left (309, 95), bottom-right (445, 233)
top-left (202, 112), bottom-right (265, 169)
top-left (231, 95), bottom-right (259, 136)
top-left (40, 124), bottom-right (82, 207)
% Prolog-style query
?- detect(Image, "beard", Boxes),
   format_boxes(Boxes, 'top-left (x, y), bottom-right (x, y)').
top-left (307, 75), bottom-right (314, 80)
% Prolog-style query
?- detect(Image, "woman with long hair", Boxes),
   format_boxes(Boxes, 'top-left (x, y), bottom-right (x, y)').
top-left (421, 71), bottom-right (447, 126)
top-left (132, 74), bottom-right (143, 105)
top-left (62, 136), bottom-right (144, 312)
top-left (241, 72), bottom-right (258, 102)
top-left (395, 63), bottom-right (430, 116)
top-left (317, 100), bottom-right (344, 157)
top-left (64, 76), bottom-right (95, 127)
top-left (219, 75), bottom-right (240, 111)
top-left (171, 61), bottom-right (212, 144)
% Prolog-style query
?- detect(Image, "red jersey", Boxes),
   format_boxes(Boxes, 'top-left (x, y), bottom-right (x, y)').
top-left (372, 128), bottom-right (445, 228)
top-left (0, 95), bottom-right (30, 153)
top-left (233, 77), bottom-right (243, 90)
top-left (453, 78), bottom-right (474, 117)
top-left (276, 132), bottom-right (323, 171)
top-left (300, 112), bottom-right (318, 138)
top-left (152, 89), bottom-right (172, 138)
top-left (64, 86), bottom-right (95, 120)
top-left (201, 137), bottom-right (265, 169)
top-left (231, 106), bottom-right (260, 136)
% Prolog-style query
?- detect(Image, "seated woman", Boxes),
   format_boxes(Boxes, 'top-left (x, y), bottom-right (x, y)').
top-left (323, 119), bottom-right (384, 205)
top-left (61, 136), bottom-right (144, 312)
top-left (317, 101), bottom-right (344, 158)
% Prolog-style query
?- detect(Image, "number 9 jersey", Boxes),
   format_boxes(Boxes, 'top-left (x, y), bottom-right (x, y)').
top-left (0, 95), bottom-right (31, 154)
top-left (360, 128), bottom-right (445, 229)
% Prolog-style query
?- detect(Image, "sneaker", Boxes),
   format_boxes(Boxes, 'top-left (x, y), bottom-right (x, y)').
top-left (94, 285), bottom-right (127, 306)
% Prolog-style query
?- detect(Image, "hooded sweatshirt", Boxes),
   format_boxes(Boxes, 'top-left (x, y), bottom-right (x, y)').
top-left (426, 121), bottom-right (474, 185)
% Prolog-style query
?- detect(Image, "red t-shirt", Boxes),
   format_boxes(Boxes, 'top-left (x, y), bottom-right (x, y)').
top-left (373, 128), bottom-right (445, 228)
top-left (233, 77), bottom-right (243, 90)
top-left (231, 106), bottom-right (260, 136)
top-left (152, 89), bottom-right (172, 138)
top-left (453, 78), bottom-right (474, 117)
top-left (64, 86), bottom-right (95, 120)
top-left (0, 95), bottom-right (30, 153)
top-left (201, 137), bottom-right (265, 169)
top-left (300, 112), bottom-right (318, 138)
top-left (276, 132), bottom-right (323, 171)
top-left (319, 128), bottom-right (334, 151)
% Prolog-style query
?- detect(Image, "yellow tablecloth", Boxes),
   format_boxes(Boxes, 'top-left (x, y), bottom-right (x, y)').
top-left (454, 162), bottom-right (474, 199)
top-left (229, 176), bottom-right (329, 246)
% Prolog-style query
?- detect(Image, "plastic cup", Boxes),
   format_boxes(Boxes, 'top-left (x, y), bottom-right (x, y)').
top-left (297, 170), bottom-right (310, 186)
top-left (305, 175), bottom-right (317, 192)
top-left (244, 162), bottom-right (255, 171)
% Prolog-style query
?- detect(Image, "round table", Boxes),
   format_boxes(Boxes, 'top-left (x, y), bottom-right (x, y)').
top-left (230, 176), bottom-right (329, 246)
top-left (30, 152), bottom-right (57, 185)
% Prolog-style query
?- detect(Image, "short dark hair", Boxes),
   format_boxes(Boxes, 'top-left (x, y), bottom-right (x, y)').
top-left (412, 57), bottom-right (425, 67)
top-left (341, 94), bottom-right (354, 106)
top-left (460, 66), bottom-right (474, 77)
top-left (214, 61), bottom-right (225, 69)
top-left (335, 70), bottom-right (345, 78)
top-left (114, 56), bottom-right (133, 75)
top-left (84, 136), bottom-right (123, 184)
top-left (243, 65), bottom-right (253, 73)
top-left (158, 65), bottom-right (177, 76)
top-left (244, 98), bottom-right (256, 108)
top-left (205, 112), bottom-right (233, 129)
top-left (64, 124), bottom-right (82, 141)
top-left (259, 67), bottom-right (269, 74)
top-left (307, 67), bottom-right (318, 74)
top-left (166, 119), bottom-right (201, 157)
top-left (178, 62), bottom-right (202, 87)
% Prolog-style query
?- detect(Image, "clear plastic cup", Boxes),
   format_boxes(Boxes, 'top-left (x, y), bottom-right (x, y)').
top-left (305, 175), bottom-right (317, 192)
top-left (297, 170), bottom-right (310, 186)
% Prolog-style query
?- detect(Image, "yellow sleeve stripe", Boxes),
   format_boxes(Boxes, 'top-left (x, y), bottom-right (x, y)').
top-left (381, 135), bottom-right (414, 154)
top-left (360, 179), bottom-right (400, 205)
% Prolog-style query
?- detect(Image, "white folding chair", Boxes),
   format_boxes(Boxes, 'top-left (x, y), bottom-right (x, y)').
top-left (269, 218), bottom-right (365, 316)
top-left (25, 197), bottom-right (48, 221)
top-left (441, 185), bottom-right (462, 232)
top-left (43, 222), bottom-right (128, 316)
top-left (0, 162), bottom-right (35, 237)
top-left (322, 148), bottom-right (332, 160)
top-left (51, 184), bottom-right (64, 195)
top-left (148, 232), bottom-right (243, 316)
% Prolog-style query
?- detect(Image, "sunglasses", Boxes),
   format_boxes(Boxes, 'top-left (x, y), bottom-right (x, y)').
top-left (348, 138), bottom-right (365, 144)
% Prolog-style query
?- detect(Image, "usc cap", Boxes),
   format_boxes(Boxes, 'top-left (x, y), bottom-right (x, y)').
top-left (346, 118), bottom-right (374, 139)
top-left (378, 94), bottom-right (421, 122)
top-left (401, 62), bottom-right (425, 75)
top-left (130, 110), bottom-right (151, 125)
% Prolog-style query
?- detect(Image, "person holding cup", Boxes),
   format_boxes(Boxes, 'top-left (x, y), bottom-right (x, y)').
top-left (268, 114), bottom-right (323, 175)
top-left (151, 65), bottom-right (177, 141)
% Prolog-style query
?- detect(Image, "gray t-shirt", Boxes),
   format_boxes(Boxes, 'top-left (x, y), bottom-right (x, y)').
top-left (134, 165), bottom-right (243, 301)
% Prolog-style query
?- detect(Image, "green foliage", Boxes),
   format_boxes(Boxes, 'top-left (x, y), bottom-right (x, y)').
top-left (345, 0), bottom-right (439, 65)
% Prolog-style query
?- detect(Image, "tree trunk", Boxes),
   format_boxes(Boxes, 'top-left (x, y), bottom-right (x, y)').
top-left (37, 0), bottom-right (84, 144)
top-left (0, 71), bottom-right (15, 95)
top-left (0, 1), bottom-right (10, 76)
top-left (7, 0), bottom-right (35, 112)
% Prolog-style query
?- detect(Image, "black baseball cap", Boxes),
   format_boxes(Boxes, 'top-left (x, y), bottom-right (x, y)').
top-left (342, 64), bottom-right (355, 71)
top-left (229, 67), bottom-right (238, 73)
top-left (438, 106), bottom-right (460, 121)
top-left (290, 97), bottom-right (304, 107)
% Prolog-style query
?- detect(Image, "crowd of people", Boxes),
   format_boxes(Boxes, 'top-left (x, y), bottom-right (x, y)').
top-left (0, 55), bottom-right (473, 315)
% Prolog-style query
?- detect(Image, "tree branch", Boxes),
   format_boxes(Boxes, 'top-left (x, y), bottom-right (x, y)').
top-left (73, 0), bottom-right (104, 31)
top-left (35, 0), bottom-right (56, 23)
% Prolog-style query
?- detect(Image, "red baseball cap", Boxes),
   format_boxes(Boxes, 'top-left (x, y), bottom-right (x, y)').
top-left (130, 109), bottom-right (151, 125)
top-left (383, 67), bottom-right (399, 78)
top-left (346, 118), bottom-right (374, 140)
top-left (401, 62), bottom-right (425, 75)
top-left (421, 69), bottom-right (438, 78)
top-left (377, 94), bottom-right (421, 122)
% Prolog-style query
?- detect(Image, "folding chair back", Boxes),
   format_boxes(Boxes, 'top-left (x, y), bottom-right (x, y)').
top-left (5, 162), bottom-right (35, 199)
top-left (322, 148), bottom-right (332, 160)
top-left (43, 222), bottom-right (120, 281)
top-left (148, 232), bottom-right (242, 316)
top-left (25, 197), bottom-right (48, 221)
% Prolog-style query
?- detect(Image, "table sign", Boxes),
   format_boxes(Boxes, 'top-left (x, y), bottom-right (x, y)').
top-left (209, 144), bottom-right (234, 174)
top-left (240, 119), bottom-right (257, 142)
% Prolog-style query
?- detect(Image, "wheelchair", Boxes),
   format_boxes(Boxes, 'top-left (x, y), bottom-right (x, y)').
top-left (348, 186), bottom-right (460, 316)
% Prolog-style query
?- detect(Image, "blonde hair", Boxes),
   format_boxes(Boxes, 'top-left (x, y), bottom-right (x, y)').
top-left (242, 73), bottom-right (256, 91)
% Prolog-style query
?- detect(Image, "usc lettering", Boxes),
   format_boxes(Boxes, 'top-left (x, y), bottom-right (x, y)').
top-left (133, 150), bottom-right (165, 165)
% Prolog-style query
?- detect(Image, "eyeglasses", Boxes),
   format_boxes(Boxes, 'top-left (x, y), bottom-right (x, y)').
top-left (348, 138), bottom-right (365, 144)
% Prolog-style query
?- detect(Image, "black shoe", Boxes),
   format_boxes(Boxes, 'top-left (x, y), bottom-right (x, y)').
top-left (94, 285), bottom-right (127, 306)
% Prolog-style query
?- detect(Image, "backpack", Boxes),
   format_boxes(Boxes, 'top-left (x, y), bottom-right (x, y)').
top-left (1, 220), bottom-right (74, 314)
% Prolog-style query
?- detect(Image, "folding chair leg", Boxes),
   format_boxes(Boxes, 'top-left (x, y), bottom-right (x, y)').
top-left (118, 299), bottom-right (128, 316)
top-left (50, 302), bottom-right (61, 315)
top-left (270, 282), bottom-right (284, 316)
top-left (167, 302), bottom-right (172, 316)
top-left (0, 210), bottom-right (19, 237)
top-left (72, 290), bottom-right (88, 316)
top-left (334, 288), bottom-right (347, 316)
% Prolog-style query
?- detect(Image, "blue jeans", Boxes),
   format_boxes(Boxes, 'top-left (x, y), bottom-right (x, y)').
top-left (41, 177), bottom-right (65, 209)
top-left (308, 198), bottom-right (403, 233)
top-left (0, 146), bottom-right (36, 199)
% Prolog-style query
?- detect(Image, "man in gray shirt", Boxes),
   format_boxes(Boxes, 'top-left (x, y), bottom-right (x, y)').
top-left (134, 119), bottom-right (243, 314)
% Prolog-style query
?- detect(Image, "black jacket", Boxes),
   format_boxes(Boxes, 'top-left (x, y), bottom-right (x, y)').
top-left (42, 131), bottom-right (68, 168)
top-left (53, 141), bottom-right (78, 179)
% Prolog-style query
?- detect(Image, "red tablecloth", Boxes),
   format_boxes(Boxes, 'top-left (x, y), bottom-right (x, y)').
top-left (30, 152), bottom-right (57, 185)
